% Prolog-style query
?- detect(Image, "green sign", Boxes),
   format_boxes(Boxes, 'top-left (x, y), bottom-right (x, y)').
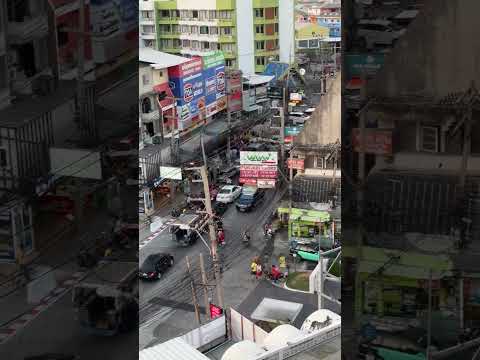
top-left (345, 53), bottom-right (385, 79)
top-left (285, 126), bottom-right (302, 136)
top-left (202, 51), bottom-right (225, 69)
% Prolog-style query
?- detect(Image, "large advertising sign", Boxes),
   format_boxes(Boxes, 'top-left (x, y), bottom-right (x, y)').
top-left (227, 70), bottom-right (243, 113)
top-left (351, 128), bottom-right (392, 155)
top-left (200, 52), bottom-right (226, 118)
top-left (169, 58), bottom-right (206, 130)
top-left (240, 151), bottom-right (278, 166)
top-left (240, 165), bottom-right (277, 179)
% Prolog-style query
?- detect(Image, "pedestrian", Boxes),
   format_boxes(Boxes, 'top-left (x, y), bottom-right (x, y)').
top-left (218, 229), bottom-right (225, 246)
top-left (250, 261), bottom-right (257, 277)
top-left (256, 263), bottom-right (263, 280)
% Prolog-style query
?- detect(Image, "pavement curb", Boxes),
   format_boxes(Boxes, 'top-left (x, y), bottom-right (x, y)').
top-left (282, 281), bottom-right (312, 294)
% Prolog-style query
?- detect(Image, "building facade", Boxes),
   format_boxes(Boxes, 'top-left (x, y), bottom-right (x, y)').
top-left (155, 0), bottom-right (289, 74)
top-left (140, 0), bottom-right (157, 49)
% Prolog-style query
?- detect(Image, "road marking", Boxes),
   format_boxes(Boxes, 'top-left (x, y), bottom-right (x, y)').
top-left (0, 270), bottom-right (89, 345)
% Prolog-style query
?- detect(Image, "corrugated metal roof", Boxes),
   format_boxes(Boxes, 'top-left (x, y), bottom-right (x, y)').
top-left (140, 338), bottom-right (210, 360)
top-left (139, 48), bottom-right (190, 68)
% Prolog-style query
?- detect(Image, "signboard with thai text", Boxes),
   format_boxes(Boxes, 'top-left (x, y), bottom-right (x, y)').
top-left (240, 151), bottom-right (278, 166)
top-left (257, 179), bottom-right (276, 188)
top-left (287, 159), bottom-right (305, 170)
top-left (352, 128), bottom-right (392, 155)
top-left (240, 165), bottom-right (277, 179)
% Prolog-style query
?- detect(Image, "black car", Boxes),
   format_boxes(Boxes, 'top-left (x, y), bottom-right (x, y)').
top-left (235, 188), bottom-right (265, 212)
top-left (213, 201), bottom-right (228, 216)
top-left (139, 253), bottom-right (174, 280)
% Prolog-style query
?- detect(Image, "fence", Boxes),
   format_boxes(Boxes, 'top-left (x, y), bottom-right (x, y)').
top-left (181, 315), bottom-right (227, 352)
top-left (230, 308), bottom-right (269, 346)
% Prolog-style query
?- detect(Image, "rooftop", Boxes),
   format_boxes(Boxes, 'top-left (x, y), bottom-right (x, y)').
top-left (139, 48), bottom-right (190, 68)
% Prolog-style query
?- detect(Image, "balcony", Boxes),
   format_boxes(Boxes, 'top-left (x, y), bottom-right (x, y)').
top-left (140, 18), bottom-right (155, 26)
top-left (8, 15), bottom-right (48, 44)
top-left (157, 17), bottom-right (179, 25)
top-left (254, 33), bottom-right (278, 41)
top-left (218, 34), bottom-right (236, 43)
top-left (253, 18), bottom-right (278, 25)
top-left (141, 32), bottom-right (157, 40)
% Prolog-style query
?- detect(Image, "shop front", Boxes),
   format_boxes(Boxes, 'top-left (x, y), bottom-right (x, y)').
top-left (350, 247), bottom-right (458, 343)
top-left (277, 207), bottom-right (333, 249)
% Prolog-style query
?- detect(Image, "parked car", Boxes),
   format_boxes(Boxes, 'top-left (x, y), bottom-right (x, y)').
top-left (235, 187), bottom-right (265, 212)
top-left (139, 253), bottom-right (174, 280)
top-left (216, 185), bottom-right (242, 203)
top-left (358, 328), bottom-right (439, 360)
top-left (357, 19), bottom-right (405, 49)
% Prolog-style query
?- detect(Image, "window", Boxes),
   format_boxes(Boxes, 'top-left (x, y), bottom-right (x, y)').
top-left (191, 41), bottom-right (199, 49)
top-left (255, 41), bottom-right (265, 50)
top-left (274, 23), bottom-right (279, 33)
top-left (180, 10), bottom-right (189, 18)
top-left (255, 8), bottom-right (264, 18)
top-left (210, 27), bottom-right (218, 35)
top-left (256, 56), bottom-right (265, 66)
top-left (160, 10), bottom-right (169, 18)
top-left (0, 149), bottom-right (6, 167)
top-left (199, 26), bottom-right (209, 35)
top-left (315, 157), bottom-right (324, 169)
top-left (181, 25), bottom-right (189, 33)
top-left (201, 42), bottom-right (210, 50)
top-left (274, 7), bottom-right (278, 17)
top-left (192, 10), bottom-right (198, 18)
top-left (219, 11), bottom-right (231, 19)
top-left (225, 59), bottom-right (234, 67)
top-left (182, 39), bottom-right (190, 48)
top-left (255, 25), bottom-right (264, 34)
top-left (142, 74), bottom-right (150, 85)
top-left (143, 25), bottom-right (155, 34)
top-left (274, 39), bottom-right (279, 48)
top-left (209, 10), bottom-right (217, 19)
top-left (199, 10), bottom-right (208, 20)
top-left (222, 43), bottom-right (234, 52)
top-left (191, 26), bottom-right (198, 34)
top-left (421, 126), bottom-right (439, 152)
top-left (172, 10), bottom-right (180, 18)
top-left (222, 27), bottom-right (232, 35)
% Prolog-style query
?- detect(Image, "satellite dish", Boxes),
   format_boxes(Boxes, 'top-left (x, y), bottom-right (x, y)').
top-left (299, 68), bottom-right (306, 76)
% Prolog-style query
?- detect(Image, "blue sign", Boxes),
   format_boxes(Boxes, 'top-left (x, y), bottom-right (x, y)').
top-left (204, 67), bottom-right (217, 107)
top-left (169, 71), bottom-right (205, 123)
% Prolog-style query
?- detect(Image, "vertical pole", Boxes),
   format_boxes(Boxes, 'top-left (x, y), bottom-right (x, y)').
top-left (77, 0), bottom-right (86, 135)
top-left (280, 107), bottom-right (285, 172)
top-left (459, 275), bottom-right (464, 332)
top-left (186, 255), bottom-right (201, 325)
top-left (199, 253), bottom-right (211, 321)
top-left (318, 251), bottom-right (323, 309)
top-left (288, 147), bottom-right (294, 236)
top-left (426, 269), bottom-right (433, 360)
top-left (201, 133), bottom-right (208, 168)
top-left (226, 71), bottom-right (232, 165)
top-left (200, 166), bottom-right (224, 308)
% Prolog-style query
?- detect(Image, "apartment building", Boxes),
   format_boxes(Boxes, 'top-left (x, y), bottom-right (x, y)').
top-left (0, 0), bottom-right (9, 110)
top-left (140, 0), bottom-right (157, 49)
top-left (155, 0), bottom-right (293, 74)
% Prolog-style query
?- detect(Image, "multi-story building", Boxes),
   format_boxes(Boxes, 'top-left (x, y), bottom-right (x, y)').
top-left (140, 0), bottom-right (157, 49)
top-left (0, 0), bottom-right (9, 110)
top-left (155, 0), bottom-right (294, 74)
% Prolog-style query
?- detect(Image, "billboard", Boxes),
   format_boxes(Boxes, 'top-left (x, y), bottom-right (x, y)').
top-left (169, 58), bottom-right (206, 130)
top-left (287, 159), bottom-right (305, 170)
top-left (240, 151), bottom-right (278, 166)
top-left (351, 128), bottom-right (392, 155)
top-left (201, 51), bottom-right (226, 118)
top-left (227, 70), bottom-right (243, 113)
top-left (240, 165), bottom-right (277, 179)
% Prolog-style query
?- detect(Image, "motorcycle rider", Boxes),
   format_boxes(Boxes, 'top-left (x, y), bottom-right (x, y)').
top-left (243, 230), bottom-right (251, 244)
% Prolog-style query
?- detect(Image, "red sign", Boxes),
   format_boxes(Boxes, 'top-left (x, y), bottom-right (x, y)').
top-left (168, 58), bottom-right (203, 78)
top-left (240, 165), bottom-right (277, 179)
top-left (209, 303), bottom-right (223, 319)
top-left (352, 128), bottom-right (392, 155)
top-left (285, 136), bottom-right (294, 143)
top-left (239, 178), bottom-right (257, 186)
top-left (287, 159), bottom-right (305, 170)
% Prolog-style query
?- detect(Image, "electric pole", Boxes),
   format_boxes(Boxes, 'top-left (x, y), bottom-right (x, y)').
top-left (199, 253), bottom-right (210, 321)
top-left (226, 70), bottom-right (232, 165)
top-left (199, 166), bottom-right (224, 309)
top-left (186, 255), bottom-right (201, 325)
top-left (77, 0), bottom-right (86, 137)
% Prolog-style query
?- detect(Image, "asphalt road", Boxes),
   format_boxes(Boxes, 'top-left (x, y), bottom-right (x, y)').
top-left (138, 185), bottom-right (287, 350)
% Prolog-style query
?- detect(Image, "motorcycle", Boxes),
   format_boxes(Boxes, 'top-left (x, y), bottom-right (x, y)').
top-left (242, 233), bottom-right (250, 246)
top-left (264, 228), bottom-right (273, 241)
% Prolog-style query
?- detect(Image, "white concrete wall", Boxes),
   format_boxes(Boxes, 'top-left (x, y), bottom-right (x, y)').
top-left (236, 0), bottom-right (255, 75)
top-left (279, 0), bottom-right (295, 64)
top-left (176, 0), bottom-right (217, 10)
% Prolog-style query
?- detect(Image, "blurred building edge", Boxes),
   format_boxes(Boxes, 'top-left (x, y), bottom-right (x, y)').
top-left (0, 0), bottom-right (137, 276)
top-left (343, 0), bottom-right (480, 350)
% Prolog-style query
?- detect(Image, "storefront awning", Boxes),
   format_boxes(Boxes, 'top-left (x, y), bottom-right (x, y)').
top-left (277, 207), bottom-right (330, 222)
top-left (358, 261), bottom-right (451, 280)
top-left (154, 82), bottom-right (175, 110)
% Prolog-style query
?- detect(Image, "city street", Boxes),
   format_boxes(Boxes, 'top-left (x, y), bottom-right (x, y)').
top-left (139, 186), bottom-right (286, 349)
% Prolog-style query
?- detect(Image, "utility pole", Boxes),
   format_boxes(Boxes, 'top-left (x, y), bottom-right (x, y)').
top-left (226, 70), bottom-right (232, 165)
top-left (279, 106), bottom-right (286, 173)
top-left (426, 269), bottom-right (433, 360)
top-left (199, 253), bottom-right (211, 321)
top-left (186, 255), bottom-right (201, 325)
top-left (77, 0), bottom-right (87, 137)
top-left (199, 166), bottom-right (224, 309)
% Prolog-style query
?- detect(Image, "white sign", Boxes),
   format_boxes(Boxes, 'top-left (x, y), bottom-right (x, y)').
top-left (290, 93), bottom-right (302, 101)
top-left (160, 166), bottom-right (182, 180)
top-left (257, 179), bottom-right (276, 188)
top-left (240, 151), bottom-right (278, 166)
